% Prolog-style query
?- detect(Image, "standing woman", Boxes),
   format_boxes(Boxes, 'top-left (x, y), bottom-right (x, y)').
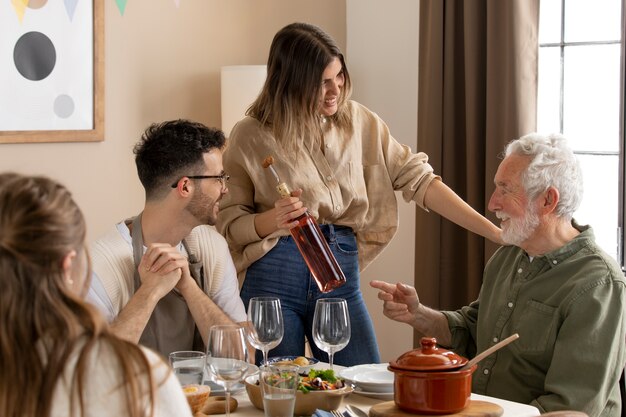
top-left (0, 173), bottom-right (190, 417)
top-left (217, 22), bottom-right (501, 366)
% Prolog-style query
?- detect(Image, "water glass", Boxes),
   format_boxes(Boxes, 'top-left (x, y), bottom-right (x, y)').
top-left (168, 350), bottom-right (206, 386)
top-left (260, 364), bottom-right (299, 417)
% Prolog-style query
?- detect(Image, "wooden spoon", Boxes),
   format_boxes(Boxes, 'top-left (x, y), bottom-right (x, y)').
top-left (459, 333), bottom-right (519, 371)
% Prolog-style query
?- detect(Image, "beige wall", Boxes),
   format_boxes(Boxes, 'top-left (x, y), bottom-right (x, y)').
top-left (0, 0), bottom-right (420, 363)
top-left (346, 0), bottom-right (420, 362)
top-left (0, 0), bottom-right (346, 242)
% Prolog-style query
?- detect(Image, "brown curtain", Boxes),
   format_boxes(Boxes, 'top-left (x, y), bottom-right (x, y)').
top-left (414, 0), bottom-right (539, 317)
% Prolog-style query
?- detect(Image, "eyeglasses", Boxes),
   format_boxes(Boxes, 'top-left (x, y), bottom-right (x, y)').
top-left (170, 173), bottom-right (230, 189)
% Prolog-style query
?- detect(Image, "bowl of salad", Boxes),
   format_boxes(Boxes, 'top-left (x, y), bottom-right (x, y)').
top-left (245, 368), bottom-right (353, 416)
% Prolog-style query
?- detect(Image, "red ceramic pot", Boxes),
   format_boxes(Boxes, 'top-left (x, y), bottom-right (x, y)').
top-left (388, 337), bottom-right (476, 415)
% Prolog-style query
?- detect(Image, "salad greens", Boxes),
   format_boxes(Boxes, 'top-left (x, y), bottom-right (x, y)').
top-left (298, 369), bottom-right (344, 393)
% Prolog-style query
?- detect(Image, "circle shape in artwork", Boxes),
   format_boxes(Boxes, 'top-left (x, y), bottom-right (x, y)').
top-left (27, 0), bottom-right (48, 9)
top-left (53, 94), bottom-right (75, 119)
top-left (14, 31), bottom-right (56, 81)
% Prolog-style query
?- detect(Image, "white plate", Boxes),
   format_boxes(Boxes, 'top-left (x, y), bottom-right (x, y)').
top-left (339, 363), bottom-right (394, 393)
top-left (353, 387), bottom-right (394, 400)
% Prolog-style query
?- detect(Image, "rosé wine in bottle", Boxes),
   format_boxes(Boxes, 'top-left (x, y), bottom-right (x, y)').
top-left (262, 156), bottom-right (346, 293)
top-left (289, 211), bottom-right (346, 292)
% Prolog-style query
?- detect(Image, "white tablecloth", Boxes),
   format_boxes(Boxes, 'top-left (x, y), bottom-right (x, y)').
top-left (224, 362), bottom-right (540, 417)
top-left (229, 389), bottom-right (539, 417)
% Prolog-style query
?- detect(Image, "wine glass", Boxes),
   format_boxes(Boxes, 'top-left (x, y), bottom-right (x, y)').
top-left (246, 296), bottom-right (284, 365)
top-left (206, 325), bottom-right (249, 417)
top-left (312, 298), bottom-right (351, 369)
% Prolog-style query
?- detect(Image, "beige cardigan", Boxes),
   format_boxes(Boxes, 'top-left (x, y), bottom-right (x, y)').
top-left (90, 224), bottom-right (228, 316)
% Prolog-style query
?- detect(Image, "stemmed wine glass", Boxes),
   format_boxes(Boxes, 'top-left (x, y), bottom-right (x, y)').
top-left (312, 298), bottom-right (351, 369)
top-left (246, 296), bottom-right (284, 366)
top-left (206, 325), bottom-right (249, 417)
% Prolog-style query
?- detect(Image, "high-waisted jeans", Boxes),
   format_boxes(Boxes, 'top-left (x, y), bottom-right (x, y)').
top-left (241, 224), bottom-right (381, 366)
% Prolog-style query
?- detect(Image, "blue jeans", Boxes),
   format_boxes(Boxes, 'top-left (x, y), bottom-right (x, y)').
top-left (241, 224), bottom-right (380, 366)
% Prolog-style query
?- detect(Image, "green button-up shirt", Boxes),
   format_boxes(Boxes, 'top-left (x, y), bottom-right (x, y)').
top-left (443, 224), bottom-right (626, 417)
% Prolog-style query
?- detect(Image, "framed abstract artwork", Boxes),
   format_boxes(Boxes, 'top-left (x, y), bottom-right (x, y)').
top-left (0, 0), bottom-right (104, 144)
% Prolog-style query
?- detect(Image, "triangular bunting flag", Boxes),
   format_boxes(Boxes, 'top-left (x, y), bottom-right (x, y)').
top-left (11, 0), bottom-right (29, 23)
top-left (64, 0), bottom-right (79, 21)
top-left (115, 0), bottom-right (128, 15)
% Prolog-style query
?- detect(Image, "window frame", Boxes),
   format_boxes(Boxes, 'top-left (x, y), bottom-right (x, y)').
top-left (538, 0), bottom-right (625, 268)
top-left (617, 0), bottom-right (626, 271)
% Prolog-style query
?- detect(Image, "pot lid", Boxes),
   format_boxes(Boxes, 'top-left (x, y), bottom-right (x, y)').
top-left (389, 337), bottom-right (468, 371)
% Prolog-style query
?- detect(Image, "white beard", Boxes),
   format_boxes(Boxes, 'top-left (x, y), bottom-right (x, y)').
top-left (498, 205), bottom-right (540, 247)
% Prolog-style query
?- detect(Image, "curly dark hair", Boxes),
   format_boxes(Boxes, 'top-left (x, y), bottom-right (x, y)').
top-left (133, 119), bottom-right (226, 199)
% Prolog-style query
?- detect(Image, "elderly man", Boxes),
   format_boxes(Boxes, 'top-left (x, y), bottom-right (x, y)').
top-left (88, 120), bottom-right (247, 357)
top-left (371, 133), bottom-right (626, 417)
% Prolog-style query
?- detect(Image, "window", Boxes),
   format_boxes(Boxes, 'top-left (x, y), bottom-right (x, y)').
top-left (537, 0), bottom-right (624, 264)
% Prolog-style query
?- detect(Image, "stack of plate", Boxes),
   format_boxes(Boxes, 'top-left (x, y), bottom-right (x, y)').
top-left (339, 363), bottom-right (394, 400)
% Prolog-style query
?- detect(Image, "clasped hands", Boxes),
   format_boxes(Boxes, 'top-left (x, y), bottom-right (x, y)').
top-left (138, 243), bottom-right (195, 299)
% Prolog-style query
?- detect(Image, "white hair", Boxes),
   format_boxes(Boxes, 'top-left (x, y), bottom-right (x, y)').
top-left (504, 132), bottom-right (583, 220)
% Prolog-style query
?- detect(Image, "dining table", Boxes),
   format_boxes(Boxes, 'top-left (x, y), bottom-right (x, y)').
top-left (209, 362), bottom-right (541, 417)
top-left (228, 388), bottom-right (540, 417)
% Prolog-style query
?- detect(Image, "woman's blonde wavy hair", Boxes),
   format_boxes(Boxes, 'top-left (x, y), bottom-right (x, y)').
top-left (247, 22), bottom-right (353, 154)
top-left (0, 173), bottom-right (158, 417)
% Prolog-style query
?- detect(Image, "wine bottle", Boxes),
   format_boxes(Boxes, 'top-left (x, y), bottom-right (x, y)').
top-left (263, 157), bottom-right (346, 293)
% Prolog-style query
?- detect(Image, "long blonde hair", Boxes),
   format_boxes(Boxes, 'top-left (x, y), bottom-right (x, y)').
top-left (248, 22), bottom-right (354, 154)
top-left (0, 173), bottom-right (157, 417)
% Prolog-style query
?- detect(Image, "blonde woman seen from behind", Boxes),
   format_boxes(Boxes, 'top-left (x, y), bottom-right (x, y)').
top-left (0, 173), bottom-right (191, 417)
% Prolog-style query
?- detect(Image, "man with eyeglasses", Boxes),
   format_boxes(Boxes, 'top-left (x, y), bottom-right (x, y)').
top-left (87, 119), bottom-right (247, 357)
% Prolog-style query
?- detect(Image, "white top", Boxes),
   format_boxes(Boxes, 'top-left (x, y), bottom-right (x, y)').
top-left (87, 222), bottom-right (246, 323)
top-left (50, 340), bottom-right (192, 417)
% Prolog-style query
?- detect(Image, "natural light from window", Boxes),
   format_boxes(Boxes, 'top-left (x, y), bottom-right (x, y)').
top-left (537, 0), bottom-right (623, 260)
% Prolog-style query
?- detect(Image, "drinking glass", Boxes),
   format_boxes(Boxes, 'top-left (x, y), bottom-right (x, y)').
top-left (168, 350), bottom-right (206, 386)
top-left (259, 364), bottom-right (299, 417)
top-left (312, 298), bottom-right (350, 369)
top-left (246, 296), bottom-right (284, 365)
top-left (206, 325), bottom-right (249, 417)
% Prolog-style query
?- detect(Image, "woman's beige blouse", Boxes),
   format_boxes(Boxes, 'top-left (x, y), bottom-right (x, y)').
top-left (216, 100), bottom-right (438, 277)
